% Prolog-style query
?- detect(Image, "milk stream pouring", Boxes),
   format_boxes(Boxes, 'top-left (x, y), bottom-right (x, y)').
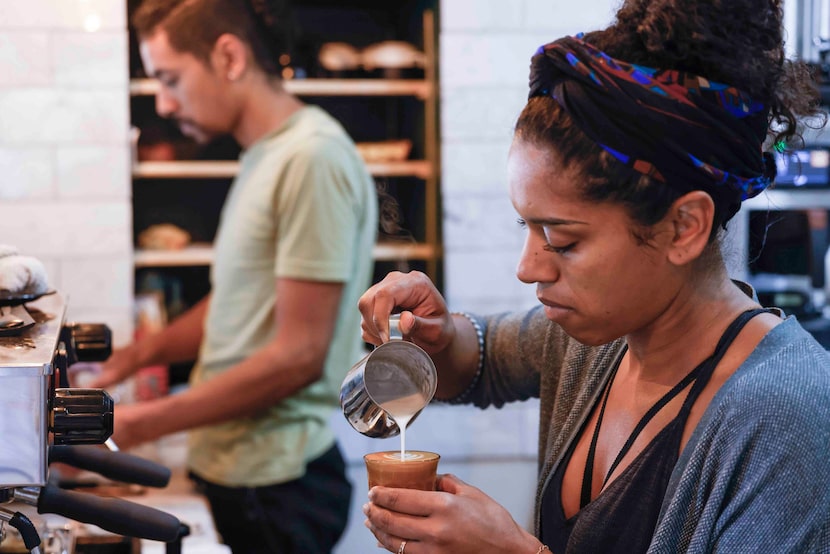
top-left (339, 314), bottom-right (437, 446)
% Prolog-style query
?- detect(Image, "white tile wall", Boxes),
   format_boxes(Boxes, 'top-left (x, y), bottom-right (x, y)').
top-left (520, 0), bottom-right (616, 32)
top-left (441, 0), bottom-right (526, 31)
top-left (440, 0), bottom-right (616, 312)
top-left (0, 0), bottom-right (125, 31)
top-left (53, 31), bottom-right (128, 86)
top-left (0, 147), bottom-right (53, 199)
top-left (0, 89), bottom-right (128, 143)
top-left (441, 87), bottom-right (525, 141)
top-left (57, 146), bottom-right (131, 199)
top-left (0, 32), bottom-right (51, 86)
top-left (0, 3), bottom-right (133, 345)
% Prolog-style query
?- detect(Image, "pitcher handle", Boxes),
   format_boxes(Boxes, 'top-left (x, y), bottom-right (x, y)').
top-left (389, 314), bottom-right (403, 341)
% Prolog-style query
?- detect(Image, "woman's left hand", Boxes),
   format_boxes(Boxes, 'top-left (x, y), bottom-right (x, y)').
top-left (363, 473), bottom-right (542, 554)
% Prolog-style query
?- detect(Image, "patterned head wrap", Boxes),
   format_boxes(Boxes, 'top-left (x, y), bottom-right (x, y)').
top-left (528, 35), bottom-right (775, 223)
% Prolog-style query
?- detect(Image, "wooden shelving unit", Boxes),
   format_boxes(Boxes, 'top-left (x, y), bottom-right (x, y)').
top-left (129, 7), bottom-right (442, 284)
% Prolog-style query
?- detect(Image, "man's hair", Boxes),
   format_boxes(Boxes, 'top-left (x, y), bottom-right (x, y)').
top-left (132, 0), bottom-right (292, 76)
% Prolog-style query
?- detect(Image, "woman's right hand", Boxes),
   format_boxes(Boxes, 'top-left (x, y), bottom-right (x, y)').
top-left (358, 271), bottom-right (456, 355)
top-left (364, 473), bottom-right (545, 554)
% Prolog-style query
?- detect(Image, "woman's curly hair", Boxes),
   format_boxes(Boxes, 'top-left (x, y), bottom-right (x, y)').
top-left (515, 0), bottom-right (825, 234)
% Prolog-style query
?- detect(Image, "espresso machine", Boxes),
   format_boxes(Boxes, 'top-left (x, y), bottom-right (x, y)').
top-left (0, 291), bottom-right (186, 553)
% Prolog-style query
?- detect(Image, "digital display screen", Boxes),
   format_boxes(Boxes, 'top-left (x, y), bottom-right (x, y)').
top-left (773, 291), bottom-right (809, 308)
top-left (774, 148), bottom-right (830, 188)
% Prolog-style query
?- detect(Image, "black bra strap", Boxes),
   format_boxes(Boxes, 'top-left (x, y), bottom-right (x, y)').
top-left (673, 307), bottom-right (769, 421)
top-left (580, 308), bottom-right (769, 508)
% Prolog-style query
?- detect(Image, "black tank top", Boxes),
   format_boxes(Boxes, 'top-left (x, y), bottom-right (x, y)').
top-left (540, 308), bottom-right (767, 553)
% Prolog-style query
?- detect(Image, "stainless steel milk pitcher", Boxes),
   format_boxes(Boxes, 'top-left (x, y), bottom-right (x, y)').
top-left (340, 315), bottom-right (437, 438)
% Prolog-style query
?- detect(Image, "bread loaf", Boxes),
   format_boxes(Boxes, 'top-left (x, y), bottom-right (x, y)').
top-left (138, 223), bottom-right (191, 250)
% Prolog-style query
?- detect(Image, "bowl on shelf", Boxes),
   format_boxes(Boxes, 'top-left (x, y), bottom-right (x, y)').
top-left (317, 42), bottom-right (362, 78)
top-left (355, 139), bottom-right (413, 164)
top-left (137, 223), bottom-right (192, 251)
top-left (361, 41), bottom-right (425, 78)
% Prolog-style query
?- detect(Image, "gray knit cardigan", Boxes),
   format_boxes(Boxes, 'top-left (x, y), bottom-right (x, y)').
top-left (467, 304), bottom-right (830, 552)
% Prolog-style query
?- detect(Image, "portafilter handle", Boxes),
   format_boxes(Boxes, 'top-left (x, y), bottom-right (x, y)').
top-left (49, 445), bottom-right (171, 488)
top-left (14, 485), bottom-right (182, 543)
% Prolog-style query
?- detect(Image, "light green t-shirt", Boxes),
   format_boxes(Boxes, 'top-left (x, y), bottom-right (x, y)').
top-left (187, 106), bottom-right (378, 487)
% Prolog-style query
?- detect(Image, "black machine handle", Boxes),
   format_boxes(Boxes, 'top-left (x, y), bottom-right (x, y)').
top-left (51, 388), bottom-right (114, 445)
top-left (63, 323), bottom-right (113, 364)
top-left (54, 323), bottom-right (113, 388)
top-left (0, 509), bottom-right (41, 552)
top-left (35, 484), bottom-right (182, 543)
top-left (49, 445), bottom-right (171, 488)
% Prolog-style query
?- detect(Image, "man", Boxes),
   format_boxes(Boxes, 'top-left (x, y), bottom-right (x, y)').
top-left (92, 1), bottom-right (378, 552)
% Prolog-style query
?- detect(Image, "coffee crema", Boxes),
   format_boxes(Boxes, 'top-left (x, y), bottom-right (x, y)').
top-left (364, 450), bottom-right (440, 491)
top-left (378, 451), bottom-right (430, 461)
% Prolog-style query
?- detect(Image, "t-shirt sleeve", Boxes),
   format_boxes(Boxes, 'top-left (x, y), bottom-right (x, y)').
top-left (273, 136), bottom-right (370, 282)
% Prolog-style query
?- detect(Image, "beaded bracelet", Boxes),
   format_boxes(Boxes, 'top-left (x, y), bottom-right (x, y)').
top-left (536, 545), bottom-right (550, 554)
top-left (439, 311), bottom-right (484, 404)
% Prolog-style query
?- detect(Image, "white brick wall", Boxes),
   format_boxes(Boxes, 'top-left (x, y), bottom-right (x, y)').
top-left (440, 0), bottom-right (616, 313)
top-left (0, 1), bottom-right (133, 343)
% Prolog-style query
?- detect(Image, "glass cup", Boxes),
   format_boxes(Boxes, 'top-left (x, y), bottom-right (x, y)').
top-left (364, 450), bottom-right (440, 491)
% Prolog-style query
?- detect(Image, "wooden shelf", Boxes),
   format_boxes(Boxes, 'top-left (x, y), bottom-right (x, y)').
top-left (134, 243), bottom-right (215, 268)
top-left (132, 160), bottom-right (433, 180)
top-left (134, 242), bottom-right (437, 268)
top-left (373, 242), bottom-right (438, 261)
top-left (133, 161), bottom-right (239, 179)
top-left (130, 78), bottom-right (432, 100)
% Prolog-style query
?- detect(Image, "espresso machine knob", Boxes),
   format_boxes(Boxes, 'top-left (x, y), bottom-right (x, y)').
top-left (65, 323), bottom-right (112, 363)
top-left (51, 388), bottom-right (114, 445)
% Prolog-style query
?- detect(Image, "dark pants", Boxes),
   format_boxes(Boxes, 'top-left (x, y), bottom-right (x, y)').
top-left (190, 444), bottom-right (352, 554)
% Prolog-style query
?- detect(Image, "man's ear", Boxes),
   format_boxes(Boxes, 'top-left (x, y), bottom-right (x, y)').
top-left (665, 190), bottom-right (715, 266)
top-left (211, 33), bottom-right (248, 81)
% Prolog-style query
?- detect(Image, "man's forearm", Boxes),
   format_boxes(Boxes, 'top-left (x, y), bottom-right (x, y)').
top-left (139, 337), bottom-right (323, 439)
top-left (138, 295), bottom-right (209, 367)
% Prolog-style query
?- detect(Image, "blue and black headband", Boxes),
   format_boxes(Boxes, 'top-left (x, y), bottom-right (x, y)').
top-left (529, 35), bottom-right (774, 222)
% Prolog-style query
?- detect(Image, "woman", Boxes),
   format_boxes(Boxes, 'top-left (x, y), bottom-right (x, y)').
top-left (359, 0), bottom-right (830, 552)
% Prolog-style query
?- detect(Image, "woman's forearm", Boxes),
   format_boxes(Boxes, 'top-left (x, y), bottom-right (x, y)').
top-left (432, 313), bottom-right (483, 400)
